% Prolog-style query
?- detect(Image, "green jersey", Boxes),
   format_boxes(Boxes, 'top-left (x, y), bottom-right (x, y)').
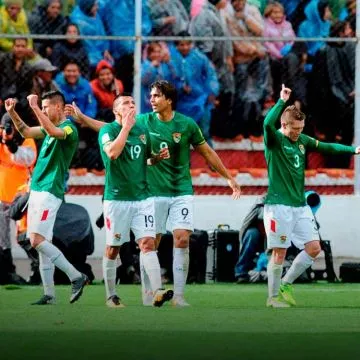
top-left (99, 121), bottom-right (151, 201)
top-left (264, 100), bottom-right (355, 207)
top-left (31, 120), bottom-right (78, 199)
top-left (137, 112), bottom-right (205, 197)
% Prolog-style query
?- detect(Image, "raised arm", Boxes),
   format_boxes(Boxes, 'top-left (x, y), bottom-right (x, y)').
top-left (103, 109), bottom-right (135, 160)
top-left (27, 95), bottom-right (66, 139)
top-left (194, 142), bottom-right (241, 199)
top-left (65, 102), bottom-right (106, 133)
top-left (5, 98), bottom-right (44, 139)
top-left (263, 84), bottom-right (291, 147)
top-left (307, 138), bottom-right (360, 155)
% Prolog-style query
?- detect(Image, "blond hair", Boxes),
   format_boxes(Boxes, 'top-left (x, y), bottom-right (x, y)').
top-left (281, 105), bottom-right (306, 125)
top-left (264, 1), bottom-right (285, 18)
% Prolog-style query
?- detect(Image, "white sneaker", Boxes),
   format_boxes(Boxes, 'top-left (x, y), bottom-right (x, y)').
top-left (172, 296), bottom-right (190, 307)
top-left (266, 296), bottom-right (291, 308)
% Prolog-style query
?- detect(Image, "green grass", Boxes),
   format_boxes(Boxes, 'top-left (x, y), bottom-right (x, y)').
top-left (1, 283), bottom-right (360, 360)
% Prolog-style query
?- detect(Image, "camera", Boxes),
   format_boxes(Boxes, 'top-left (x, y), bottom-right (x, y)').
top-left (4, 122), bottom-right (12, 135)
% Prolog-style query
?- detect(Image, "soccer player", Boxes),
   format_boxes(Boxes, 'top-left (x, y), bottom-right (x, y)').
top-left (98, 94), bottom-right (173, 308)
top-left (263, 84), bottom-right (360, 308)
top-left (5, 91), bottom-right (88, 305)
top-left (66, 81), bottom-right (241, 306)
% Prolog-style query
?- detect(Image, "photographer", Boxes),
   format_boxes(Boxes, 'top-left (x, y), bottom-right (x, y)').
top-left (0, 113), bottom-right (37, 284)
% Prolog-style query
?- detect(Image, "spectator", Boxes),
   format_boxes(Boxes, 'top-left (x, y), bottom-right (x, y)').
top-left (190, 0), bottom-right (205, 18)
top-left (28, 0), bottom-right (68, 58)
top-left (0, 0), bottom-right (33, 53)
top-left (298, 0), bottom-right (332, 58)
top-left (0, 112), bottom-right (37, 285)
top-left (32, 58), bottom-right (60, 105)
top-left (51, 23), bottom-right (90, 79)
top-left (98, 0), bottom-right (152, 92)
top-left (0, 38), bottom-right (34, 121)
top-left (263, 1), bottom-right (295, 97)
top-left (170, 32), bottom-right (219, 145)
top-left (55, 60), bottom-right (97, 119)
top-left (309, 20), bottom-right (355, 167)
top-left (70, 0), bottom-right (113, 74)
top-left (190, 0), bottom-right (235, 138)
top-left (141, 42), bottom-right (175, 113)
top-left (148, 0), bottom-right (189, 36)
top-left (91, 60), bottom-right (124, 122)
top-left (225, 0), bottom-right (271, 137)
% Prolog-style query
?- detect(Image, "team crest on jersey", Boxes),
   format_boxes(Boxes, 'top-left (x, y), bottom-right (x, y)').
top-left (139, 134), bottom-right (147, 144)
top-left (280, 235), bottom-right (287, 242)
top-left (299, 144), bottom-right (305, 154)
top-left (172, 132), bottom-right (182, 143)
top-left (114, 233), bottom-right (121, 240)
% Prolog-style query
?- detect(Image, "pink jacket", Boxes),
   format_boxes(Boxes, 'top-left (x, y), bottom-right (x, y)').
top-left (190, 0), bottom-right (205, 18)
top-left (263, 17), bottom-right (295, 59)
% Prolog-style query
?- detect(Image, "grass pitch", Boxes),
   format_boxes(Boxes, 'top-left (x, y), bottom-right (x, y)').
top-left (1, 283), bottom-right (360, 360)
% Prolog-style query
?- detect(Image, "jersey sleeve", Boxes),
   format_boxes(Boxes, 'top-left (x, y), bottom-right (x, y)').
top-left (98, 125), bottom-right (114, 150)
top-left (189, 120), bottom-right (206, 146)
top-left (263, 99), bottom-right (286, 148)
top-left (59, 122), bottom-right (78, 143)
top-left (304, 134), bottom-right (356, 154)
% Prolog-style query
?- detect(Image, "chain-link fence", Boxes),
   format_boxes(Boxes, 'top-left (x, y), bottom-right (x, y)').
top-left (0, 0), bottom-right (357, 194)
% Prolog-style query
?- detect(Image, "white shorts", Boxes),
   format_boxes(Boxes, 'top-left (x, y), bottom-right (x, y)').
top-left (103, 198), bottom-right (156, 246)
top-left (27, 191), bottom-right (62, 240)
top-left (154, 195), bottom-right (194, 234)
top-left (264, 204), bottom-right (319, 250)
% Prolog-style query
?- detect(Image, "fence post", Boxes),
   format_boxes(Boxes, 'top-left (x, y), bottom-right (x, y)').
top-left (355, 0), bottom-right (360, 194)
top-left (134, 0), bottom-right (142, 114)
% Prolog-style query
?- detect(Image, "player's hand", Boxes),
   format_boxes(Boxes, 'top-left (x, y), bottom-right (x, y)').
top-left (227, 178), bottom-right (241, 200)
top-left (27, 94), bottom-right (39, 108)
top-left (355, 146), bottom-right (360, 154)
top-left (65, 102), bottom-right (85, 125)
top-left (159, 147), bottom-right (170, 160)
top-left (280, 84), bottom-right (291, 102)
top-left (122, 108), bottom-right (136, 131)
top-left (4, 98), bottom-right (17, 112)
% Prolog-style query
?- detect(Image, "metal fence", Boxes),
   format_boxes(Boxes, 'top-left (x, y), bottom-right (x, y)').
top-left (0, 0), bottom-right (358, 194)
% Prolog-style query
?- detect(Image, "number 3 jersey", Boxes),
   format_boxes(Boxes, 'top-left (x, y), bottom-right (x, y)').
top-left (99, 121), bottom-right (152, 201)
top-left (264, 100), bottom-right (355, 207)
top-left (137, 112), bottom-right (205, 197)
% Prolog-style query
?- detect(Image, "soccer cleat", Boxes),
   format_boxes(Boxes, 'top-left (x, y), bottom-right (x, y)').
top-left (70, 274), bottom-right (88, 304)
top-left (106, 295), bottom-right (125, 308)
top-left (171, 295), bottom-right (190, 307)
top-left (153, 289), bottom-right (174, 307)
top-left (31, 295), bottom-right (56, 305)
top-left (266, 296), bottom-right (291, 308)
top-left (280, 283), bottom-right (296, 306)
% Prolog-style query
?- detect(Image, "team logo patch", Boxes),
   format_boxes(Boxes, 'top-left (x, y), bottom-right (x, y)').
top-left (114, 233), bottom-right (121, 240)
top-left (299, 144), bottom-right (305, 154)
top-left (172, 132), bottom-right (182, 143)
top-left (280, 235), bottom-right (287, 242)
top-left (139, 134), bottom-right (147, 144)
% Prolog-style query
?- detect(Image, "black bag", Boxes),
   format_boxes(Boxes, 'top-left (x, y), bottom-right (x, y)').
top-left (340, 263), bottom-right (360, 283)
top-left (208, 225), bottom-right (240, 282)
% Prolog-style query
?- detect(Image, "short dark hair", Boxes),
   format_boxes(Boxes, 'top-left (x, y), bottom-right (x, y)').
top-left (175, 31), bottom-right (192, 46)
top-left (42, 90), bottom-right (65, 106)
top-left (281, 105), bottom-right (306, 124)
top-left (150, 80), bottom-right (177, 110)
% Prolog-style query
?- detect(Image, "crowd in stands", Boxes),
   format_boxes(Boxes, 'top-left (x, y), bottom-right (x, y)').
top-left (0, 0), bottom-right (356, 169)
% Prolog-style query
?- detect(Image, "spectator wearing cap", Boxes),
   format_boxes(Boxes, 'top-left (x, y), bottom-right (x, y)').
top-left (0, 38), bottom-right (33, 121)
top-left (0, 0), bottom-right (33, 53)
top-left (91, 60), bottom-right (124, 122)
top-left (0, 112), bottom-right (37, 285)
top-left (28, 0), bottom-right (68, 58)
top-left (51, 23), bottom-right (90, 79)
top-left (32, 58), bottom-right (60, 106)
top-left (70, 0), bottom-right (113, 73)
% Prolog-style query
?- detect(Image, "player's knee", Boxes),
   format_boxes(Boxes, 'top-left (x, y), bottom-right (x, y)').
top-left (30, 233), bottom-right (45, 248)
top-left (173, 231), bottom-right (190, 248)
top-left (306, 242), bottom-right (321, 258)
top-left (139, 237), bottom-right (156, 253)
top-left (105, 246), bottom-right (119, 260)
top-left (272, 248), bottom-right (287, 264)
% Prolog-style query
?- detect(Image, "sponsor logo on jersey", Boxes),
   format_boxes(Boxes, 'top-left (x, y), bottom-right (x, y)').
top-left (149, 132), bottom-right (161, 137)
top-left (280, 235), bottom-right (287, 242)
top-left (139, 134), bottom-right (146, 144)
top-left (283, 145), bottom-right (293, 151)
top-left (299, 144), bottom-right (305, 154)
top-left (172, 132), bottom-right (182, 143)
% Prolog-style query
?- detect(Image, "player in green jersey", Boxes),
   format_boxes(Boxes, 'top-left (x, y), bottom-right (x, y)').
top-left (66, 80), bottom-right (241, 306)
top-left (98, 94), bottom-right (173, 308)
top-left (263, 85), bottom-right (360, 308)
top-left (5, 91), bottom-right (88, 305)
